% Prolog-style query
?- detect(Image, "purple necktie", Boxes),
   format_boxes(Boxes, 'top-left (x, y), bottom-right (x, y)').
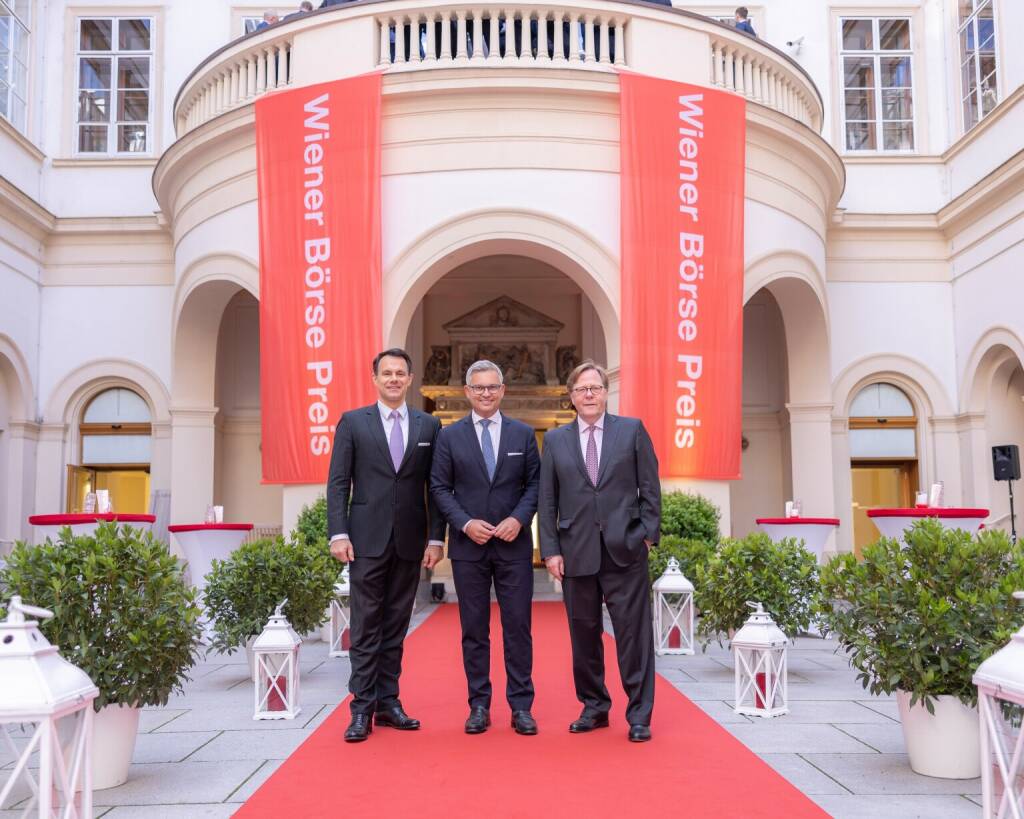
top-left (388, 410), bottom-right (404, 471)
top-left (585, 425), bottom-right (599, 486)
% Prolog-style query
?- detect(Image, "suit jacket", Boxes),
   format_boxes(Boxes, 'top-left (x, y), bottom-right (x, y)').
top-left (538, 414), bottom-right (661, 577)
top-left (430, 414), bottom-right (540, 562)
top-left (735, 20), bottom-right (756, 36)
top-left (326, 404), bottom-right (446, 561)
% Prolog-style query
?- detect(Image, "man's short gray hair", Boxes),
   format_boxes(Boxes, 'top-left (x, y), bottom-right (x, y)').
top-left (465, 359), bottom-right (504, 386)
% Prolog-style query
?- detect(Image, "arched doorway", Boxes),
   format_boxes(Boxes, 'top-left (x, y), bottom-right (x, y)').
top-left (848, 382), bottom-right (918, 555)
top-left (67, 387), bottom-right (152, 514)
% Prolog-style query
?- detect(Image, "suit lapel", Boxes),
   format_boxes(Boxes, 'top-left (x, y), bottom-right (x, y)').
top-left (366, 406), bottom-right (395, 473)
top-left (462, 415), bottom-right (491, 483)
top-left (492, 416), bottom-right (511, 480)
top-left (397, 409), bottom-right (422, 474)
top-left (565, 419), bottom-right (591, 484)
top-left (596, 413), bottom-right (619, 486)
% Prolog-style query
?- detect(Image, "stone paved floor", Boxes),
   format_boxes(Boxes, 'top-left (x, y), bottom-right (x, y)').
top-left (2, 603), bottom-right (982, 818)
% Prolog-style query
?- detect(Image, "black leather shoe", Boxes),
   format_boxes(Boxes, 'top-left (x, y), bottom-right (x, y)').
top-left (374, 706), bottom-right (420, 730)
top-left (628, 724), bottom-right (652, 742)
top-left (569, 712), bottom-right (610, 733)
top-left (511, 710), bottom-right (538, 735)
top-left (465, 706), bottom-right (491, 734)
top-left (344, 713), bottom-right (373, 743)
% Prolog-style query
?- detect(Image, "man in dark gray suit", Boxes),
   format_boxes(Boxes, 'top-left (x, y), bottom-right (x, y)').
top-left (538, 361), bottom-right (661, 742)
top-left (327, 348), bottom-right (446, 743)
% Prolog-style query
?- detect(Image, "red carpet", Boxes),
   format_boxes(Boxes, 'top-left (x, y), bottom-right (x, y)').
top-left (235, 603), bottom-right (828, 818)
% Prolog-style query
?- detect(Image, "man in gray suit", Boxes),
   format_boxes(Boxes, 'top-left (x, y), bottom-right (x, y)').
top-left (538, 361), bottom-right (661, 742)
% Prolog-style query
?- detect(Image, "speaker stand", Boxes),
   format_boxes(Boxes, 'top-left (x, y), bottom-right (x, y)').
top-left (1009, 480), bottom-right (1018, 545)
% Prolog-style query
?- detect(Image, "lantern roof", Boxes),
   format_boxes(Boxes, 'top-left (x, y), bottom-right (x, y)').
top-left (652, 557), bottom-right (694, 593)
top-left (335, 564), bottom-right (350, 595)
top-left (732, 601), bottom-right (788, 649)
top-left (973, 592), bottom-right (1024, 702)
top-left (253, 600), bottom-right (302, 653)
top-left (0, 596), bottom-right (98, 719)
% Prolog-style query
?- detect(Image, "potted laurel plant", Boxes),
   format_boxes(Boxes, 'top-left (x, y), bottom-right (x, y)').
top-left (0, 523), bottom-right (202, 789)
top-left (819, 519), bottom-right (1024, 779)
top-left (203, 535), bottom-right (339, 677)
top-left (696, 532), bottom-right (819, 645)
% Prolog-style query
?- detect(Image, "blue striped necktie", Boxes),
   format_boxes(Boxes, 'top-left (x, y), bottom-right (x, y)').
top-left (480, 418), bottom-right (496, 481)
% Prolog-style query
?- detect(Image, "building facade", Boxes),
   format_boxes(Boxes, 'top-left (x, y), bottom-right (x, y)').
top-left (0, 0), bottom-right (1022, 559)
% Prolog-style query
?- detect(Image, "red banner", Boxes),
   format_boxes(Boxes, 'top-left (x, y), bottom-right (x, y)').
top-left (255, 73), bottom-right (382, 483)
top-left (619, 73), bottom-right (746, 480)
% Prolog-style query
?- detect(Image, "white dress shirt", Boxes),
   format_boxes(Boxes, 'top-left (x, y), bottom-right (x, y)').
top-left (331, 401), bottom-right (442, 547)
top-left (578, 413), bottom-right (605, 465)
top-left (471, 410), bottom-right (502, 453)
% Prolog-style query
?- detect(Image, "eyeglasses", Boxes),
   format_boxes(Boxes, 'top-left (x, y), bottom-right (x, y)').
top-left (468, 384), bottom-right (503, 395)
top-left (571, 385), bottom-right (606, 396)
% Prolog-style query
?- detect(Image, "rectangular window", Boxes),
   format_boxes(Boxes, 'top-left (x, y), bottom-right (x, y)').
top-left (75, 16), bottom-right (153, 155)
top-left (958, 0), bottom-right (998, 131)
top-left (0, 0), bottom-right (30, 133)
top-left (839, 17), bottom-right (914, 152)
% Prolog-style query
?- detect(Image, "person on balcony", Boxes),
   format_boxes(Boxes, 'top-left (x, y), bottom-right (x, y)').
top-left (283, 1), bottom-right (313, 18)
top-left (254, 11), bottom-right (279, 30)
top-left (734, 6), bottom-right (756, 37)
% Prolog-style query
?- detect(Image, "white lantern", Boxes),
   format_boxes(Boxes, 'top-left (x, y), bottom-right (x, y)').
top-left (328, 565), bottom-right (352, 659)
top-left (0, 596), bottom-right (99, 818)
top-left (732, 601), bottom-right (789, 718)
top-left (652, 557), bottom-right (695, 655)
top-left (973, 591), bottom-right (1024, 819)
top-left (253, 600), bottom-right (302, 721)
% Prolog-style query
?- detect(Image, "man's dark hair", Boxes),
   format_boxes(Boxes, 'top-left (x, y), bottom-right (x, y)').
top-left (373, 348), bottom-right (413, 374)
top-left (735, 6), bottom-right (749, 19)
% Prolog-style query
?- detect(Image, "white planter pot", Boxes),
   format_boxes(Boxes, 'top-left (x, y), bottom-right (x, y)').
top-left (896, 690), bottom-right (980, 779)
top-left (92, 704), bottom-right (141, 790)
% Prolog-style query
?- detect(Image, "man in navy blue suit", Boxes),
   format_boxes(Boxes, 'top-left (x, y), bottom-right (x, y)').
top-left (431, 359), bottom-right (541, 736)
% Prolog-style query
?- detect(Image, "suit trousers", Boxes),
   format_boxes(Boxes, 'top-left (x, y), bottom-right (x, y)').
top-left (347, 537), bottom-right (421, 716)
top-left (451, 550), bottom-right (535, 712)
top-left (561, 540), bottom-right (655, 725)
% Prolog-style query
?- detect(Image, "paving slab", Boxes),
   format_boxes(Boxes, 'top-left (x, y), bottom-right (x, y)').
top-left (91, 760), bottom-right (264, 806)
top-left (225, 759), bottom-right (286, 803)
top-left (188, 728), bottom-right (313, 762)
top-left (104, 806), bottom-right (237, 818)
top-left (834, 722), bottom-right (908, 754)
top-left (690, 699), bottom-right (752, 725)
top-left (766, 701), bottom-right (897, 725)
top-left (131, 730), bottom-right (222, 764)
top-left (759, 753), bottom-right (850, 796)
top-left (856, 699), bottom-right (901, 721)
top-left (803, 753), bottom-right (982, 796)
top-left (811, 794), bottom-right (982, 818)
top-left (725, 721), bottom-right (878, 754)
top-left (138, 709), bottom-right (189, 733)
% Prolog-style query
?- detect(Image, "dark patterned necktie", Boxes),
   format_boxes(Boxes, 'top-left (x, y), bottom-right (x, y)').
top-left (480, 418), bottom-right (496, 481)
top-left (585, 425), bottom-right (599, 485)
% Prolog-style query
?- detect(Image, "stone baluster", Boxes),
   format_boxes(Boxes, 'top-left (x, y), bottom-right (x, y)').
top-left (537, 10), bottom-right (550, 61)
top-left (712, 42), bottom-right (723, 86)
top-left (613, 19), bottom-right (625, 66)
top-left (265, 47), bottom-right (277, 89)
top-left (503, 9), bottom-right (517, 60)
top-left (551, 11), bottom-right (566, 62)
top-left (378, 18), bottom-right (391, 66)
top-left (568, 12), bottom-right (581, 62)
top-left (440, 10), bottom-right (452, 60)
top-left (424, 13), bottom-right (437, 62)
top-left (485, 10), bottom-right (498, 61)
top-left (599, 18), bottom-right (610, 64)
top-left (456, 10), bottom-right (468, 59)
top-left (583, 15), bottom-right (595, 63)
top-left (470, 10), bottom-right (483, 60)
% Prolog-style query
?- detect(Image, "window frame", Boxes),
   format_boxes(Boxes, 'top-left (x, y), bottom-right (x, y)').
top-left (73, 14), bottom-right (154, 157)
top-left (957, 0), bottom-right (999, 132)
top-left (838, 15), bottom-right (916, 154)
top-left (0, 0), bottom-right (31, 135)
top-left (78, 387), bottom-right (153, 468)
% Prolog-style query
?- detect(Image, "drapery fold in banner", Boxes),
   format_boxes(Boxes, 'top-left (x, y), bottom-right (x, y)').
top-left (619, 73), bottom-right (746, 480)
top-left (255, 73), bottom-right (382, 484)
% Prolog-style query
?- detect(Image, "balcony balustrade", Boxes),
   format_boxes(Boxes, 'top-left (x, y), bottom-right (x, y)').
top-left (173, 1), bottom-right (821, 137)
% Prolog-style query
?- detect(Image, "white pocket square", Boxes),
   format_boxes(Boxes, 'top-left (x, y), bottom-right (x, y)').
top-left (507, 452), bottom-right (524, 456)
top-left (418, 442), bottom-right (431, 447)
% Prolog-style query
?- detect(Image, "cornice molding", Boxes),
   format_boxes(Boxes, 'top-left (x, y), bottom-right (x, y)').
top-left (0, 176), bottom-right (56, 239)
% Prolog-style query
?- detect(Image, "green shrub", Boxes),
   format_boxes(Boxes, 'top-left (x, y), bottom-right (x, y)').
top-left (660, 491), bottom-right (720, 545)
top-left (291, 495), bottom-right (328, 546)
top-left (0, 523), bottom-right (202, 710)
top-left (204, 536), bottom-right (339, 653)
top-left (648, 535), bottom-right (716, 586)
top-left (696, 531), bottom-right (819, 646)
top-left (820, 519), bottom-right (1024, 710)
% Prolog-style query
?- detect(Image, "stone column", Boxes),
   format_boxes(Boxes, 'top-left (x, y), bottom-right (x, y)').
top-left (3, 421), bottom-right (39, 544)
top-left (786, 402), bottom-right (837, 550)
top-left (957, 412), bottom-right (991, 509)
top-left (33, 423), bottom-right (68, 541)
top-left (169, 406), bottom-right (218, 527)
top-left (929, 415), bottom-right (963, 506)
top-left (830, 415), bottom-right (853, 556)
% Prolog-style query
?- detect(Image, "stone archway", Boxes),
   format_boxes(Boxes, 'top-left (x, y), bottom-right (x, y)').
top-left (0, 335), bottom-right (34, 545)
top-left (731, 254), bottom-right (833, 542)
